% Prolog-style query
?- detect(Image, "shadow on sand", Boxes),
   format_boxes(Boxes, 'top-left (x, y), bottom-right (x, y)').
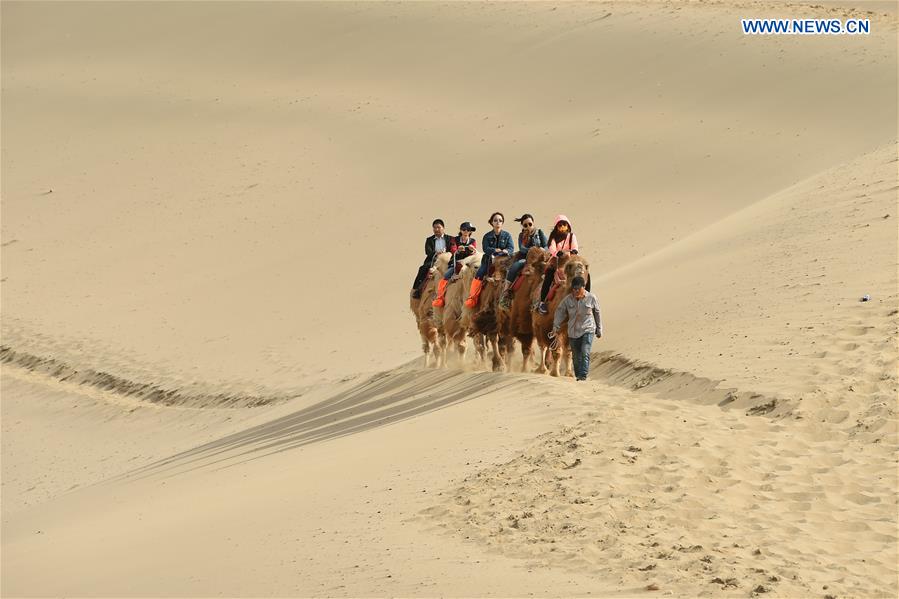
top-left (116, 368), bottom-right (520, 481)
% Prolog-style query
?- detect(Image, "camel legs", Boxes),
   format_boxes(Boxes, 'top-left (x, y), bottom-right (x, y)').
top-left (443, 335), bottom-right (459, 368)
top-left (549, 344), bottom-right (563, 377)
top-left (444, 331), bottom-right (466, 368)
top-left (424, 328), bottom-right (442, 369)
top-left (518, 337), bottom-right (534, 373)
top-left (498, 335), bottom-right (514, 372)
top-left (527, 333), bottom-right (572, 378)
top-left (473, 334), bottom-right (487, 366)
top-left (488, 334), bottom-right (504, 372)
top-left (560, 344), bottom-right (574, 377)
top-left (436, 330), bottom-right (448, 368)
top-left (421, 337), bottom-right (431, 367)
top-left (533, 343), bottom-right (549, 374)
top-left (420, 331), bottom-right (437, 368)
top-left (453, 332), bottom-right (468, 363)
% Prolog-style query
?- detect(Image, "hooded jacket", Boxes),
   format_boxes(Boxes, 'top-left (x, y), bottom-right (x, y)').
top-left (547, 214), bottom-right (579, 254)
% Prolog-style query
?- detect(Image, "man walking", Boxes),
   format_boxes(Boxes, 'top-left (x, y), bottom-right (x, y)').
top-left (552, 276), bottom-right (603, 381)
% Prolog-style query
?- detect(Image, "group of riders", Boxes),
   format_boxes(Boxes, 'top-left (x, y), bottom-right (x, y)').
top-left (411, 212), bottom-right (587, 315)
top-left (410, 212), bottom-right (603, 381)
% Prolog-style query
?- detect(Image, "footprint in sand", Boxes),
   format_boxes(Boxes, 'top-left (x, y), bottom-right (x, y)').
top-left (846, 326), bottom-right (873, 336)
top-left (819, 408), bottom-right (850, 424)
top-left (845, 492), bottom-right (880, 505)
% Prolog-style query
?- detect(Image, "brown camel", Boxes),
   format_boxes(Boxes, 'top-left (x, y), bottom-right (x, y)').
top-left (459, 257), bottom-right (487, 365)
top-left (503, 246), bottom-right (549, 372)
top-left (531, 253), bottom-right (590, 376)
top-left (471, 255), bottom-right (513, 371)
top-left (409, 253), bottom-right (452, 367)
top-left (435, 251), bottom-right (483, 366)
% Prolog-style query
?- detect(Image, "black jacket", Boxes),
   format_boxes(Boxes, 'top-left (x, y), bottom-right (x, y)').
top-left (424, 234), bottom-right (452, 265)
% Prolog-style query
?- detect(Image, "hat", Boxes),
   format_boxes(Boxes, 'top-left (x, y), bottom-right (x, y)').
top-left (459, 221), bottom-right (477, 232)
top-left (571, 276), bottom-right (586, 289)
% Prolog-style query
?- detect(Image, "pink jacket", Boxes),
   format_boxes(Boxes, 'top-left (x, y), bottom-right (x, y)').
top-left (547, 214), bottom-right (579, 254)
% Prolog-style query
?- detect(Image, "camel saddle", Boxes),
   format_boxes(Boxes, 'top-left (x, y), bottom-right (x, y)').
top-left (546, 269), bottom-right (566, 303)
top-left (511, 273), bottom-right (525, 292)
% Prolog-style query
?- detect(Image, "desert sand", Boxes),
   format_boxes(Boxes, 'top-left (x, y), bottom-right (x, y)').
top-left (2, 1), bottom-right (897, 597)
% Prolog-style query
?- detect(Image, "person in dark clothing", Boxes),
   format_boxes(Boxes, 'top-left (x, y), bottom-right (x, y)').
top-left (432, 221), bottom-right (477, 308)
top-left (465, 212), bottom-right (514, 309)
top-left (411, 219), bottom-right (452, 299)
top-left (499, 213), bottom-right (548, 309)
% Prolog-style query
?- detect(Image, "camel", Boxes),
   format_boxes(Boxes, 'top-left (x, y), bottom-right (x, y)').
top-left (531, 252), bottom-right (590, 377)
top-left (434, 251), bottom-right (483, 366)
top-left (502, 246), bottom-right (549, 372)
top-left (470, 255), bottom-right (513, 371)
top-left (409, 252), bottom-right (452, 367)
top-left (459, 257), bottom-right (488, 365)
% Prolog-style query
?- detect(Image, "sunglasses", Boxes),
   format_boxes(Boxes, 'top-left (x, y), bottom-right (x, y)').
top-left (521, 222), bottom-right (533, 228)
top-left (492, 219), bottom-right (504, 224)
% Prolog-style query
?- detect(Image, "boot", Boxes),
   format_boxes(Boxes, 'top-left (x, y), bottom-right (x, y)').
top-left (498, 280), bottom-right (513, 311)
top-left (432, 279), bottom-right (449, 307)
top-left (464, 278), bottom-right (484, 309)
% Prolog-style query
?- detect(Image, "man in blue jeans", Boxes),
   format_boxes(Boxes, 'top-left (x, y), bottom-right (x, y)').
top-left (552, 276), bottom-right (603, 381)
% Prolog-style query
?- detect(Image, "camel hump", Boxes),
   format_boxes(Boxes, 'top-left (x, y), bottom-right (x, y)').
top-left (458, 252), bottom-right (483, 268)
top-left (526, 246), bottom-right (547, 264)
top-left (430, 252), bottom-right (452, 273)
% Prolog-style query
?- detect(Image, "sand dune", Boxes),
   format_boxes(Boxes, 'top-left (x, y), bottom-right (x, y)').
top-left (3, 369), bottom-right (635, 597)
top-left (2, 0), bottom-right (896, 596)
top-left (3, 0), bottom-right (896, 385)
top-left (599, 143), bottom-right (898, 438)
top-left (428, 385), bottom-right (897, 597)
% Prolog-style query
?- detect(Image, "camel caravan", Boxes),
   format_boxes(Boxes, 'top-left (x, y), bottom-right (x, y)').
top-left (410, 212), bottom-right (596, 378)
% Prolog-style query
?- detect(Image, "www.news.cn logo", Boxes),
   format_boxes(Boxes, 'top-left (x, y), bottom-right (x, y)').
top-left (742, 18), bottom-right (871, 35)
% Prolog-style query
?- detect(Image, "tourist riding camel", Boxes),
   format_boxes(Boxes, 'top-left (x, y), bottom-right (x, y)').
top-left (504, 246), bottom-right (549, 370)
top-left (438, 250), bottom-right (483, 363)
top-left (499, 213), bottom-right (548, 310)
top-left (411, 218), bottom-right (451, 299)
top-left (470, 254), bottom-right (513, 371)
top-left (432, 221), bottom-right (477, 308)
top-left (537, 214), bottom-right (589, 315)
top-left (410, 252), bottom-right (453, 367)
top-left (464, 212), bottom-right (514, 309)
